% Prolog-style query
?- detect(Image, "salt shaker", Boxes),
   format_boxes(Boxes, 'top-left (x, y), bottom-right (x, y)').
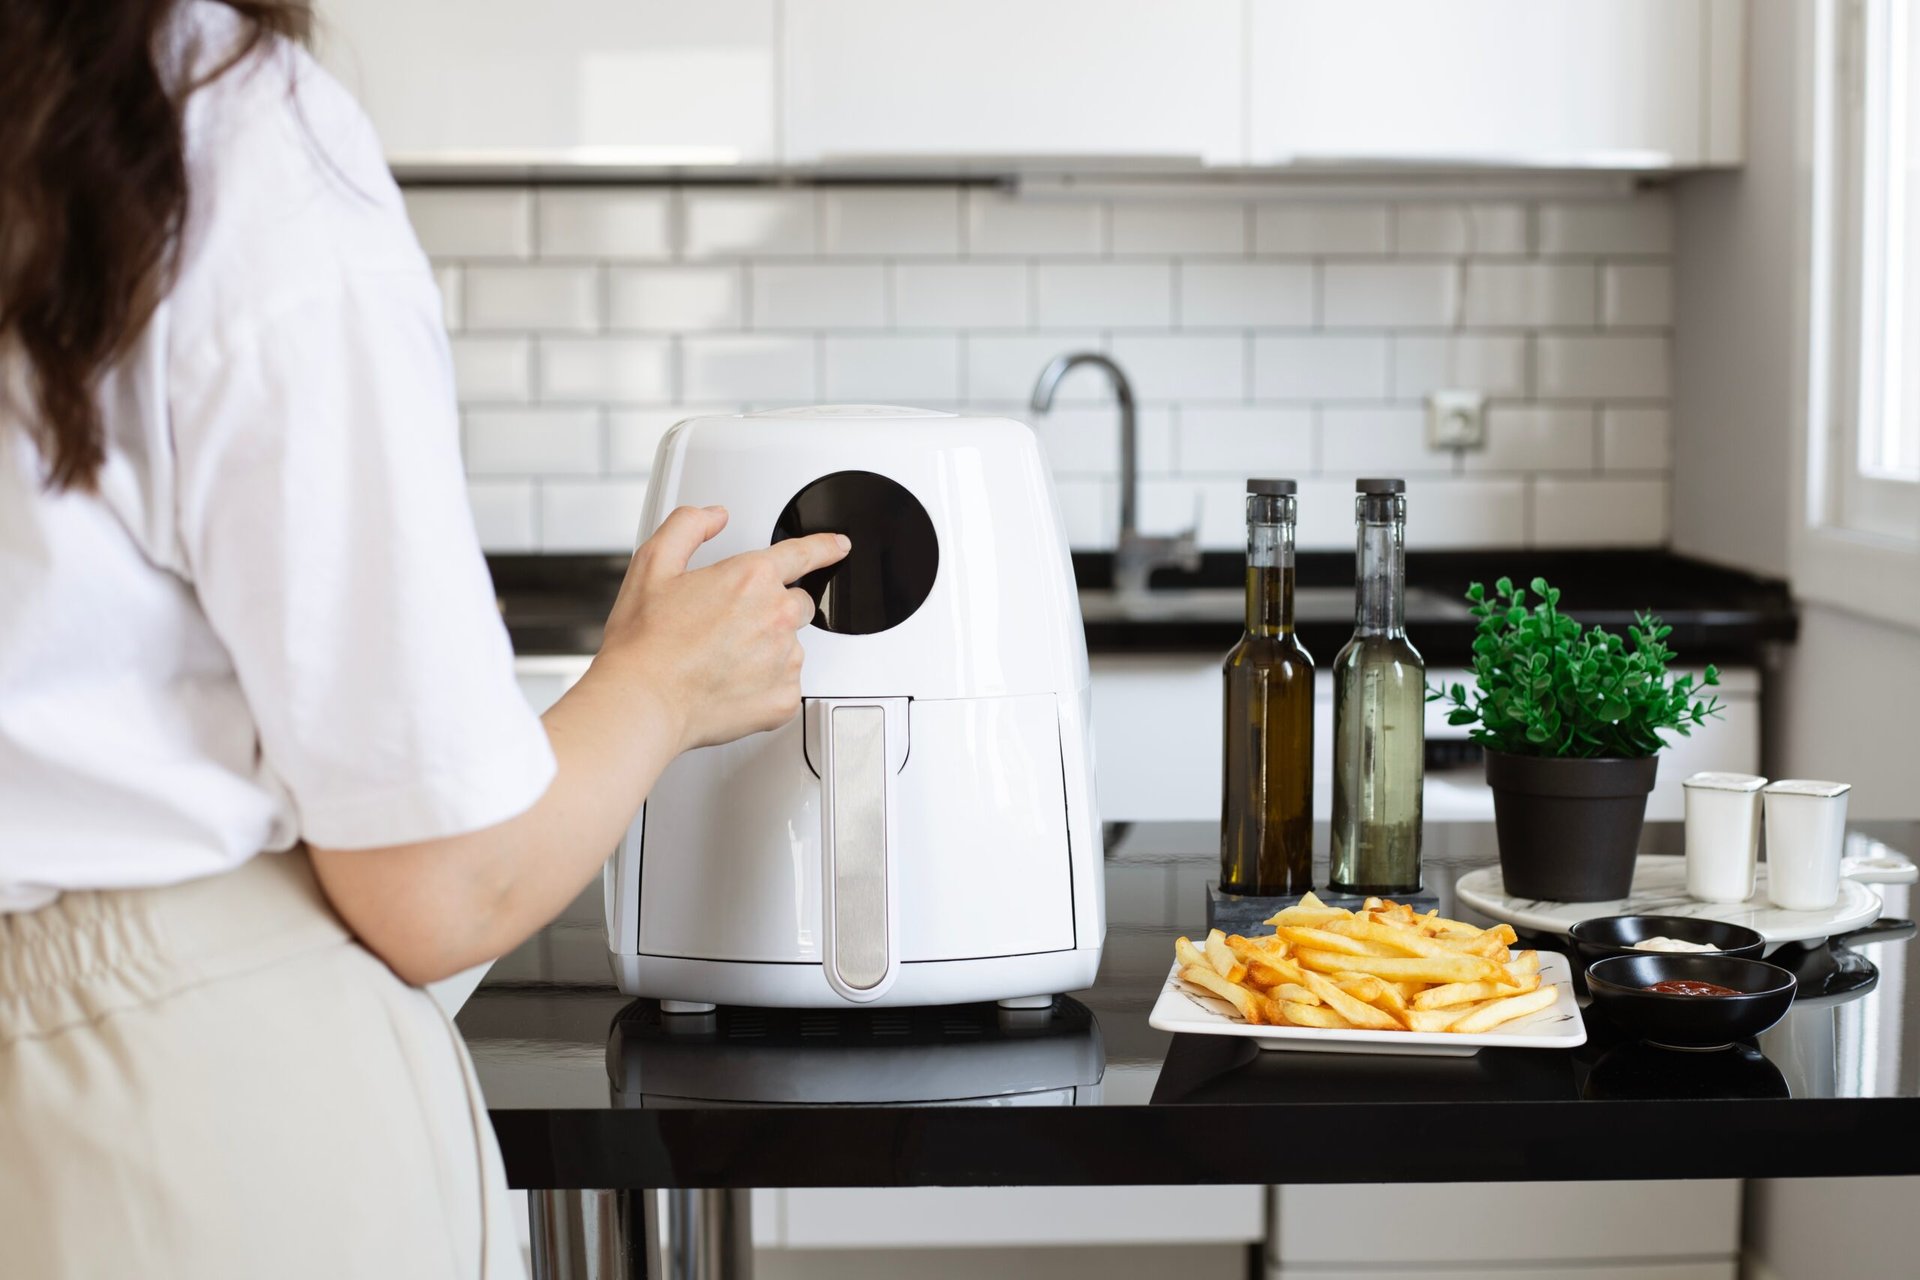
top-left (1682, 772), bottom-right (1766, 902)
top-left (1763, 779), bottom-right (1853, 911)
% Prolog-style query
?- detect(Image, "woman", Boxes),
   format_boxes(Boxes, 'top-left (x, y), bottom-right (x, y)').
top-left (0, 2), bottom-right (846, 1274)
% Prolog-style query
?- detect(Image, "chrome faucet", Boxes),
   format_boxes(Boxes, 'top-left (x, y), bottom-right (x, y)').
top-left (1030, 352), bottom-right (1200, 595)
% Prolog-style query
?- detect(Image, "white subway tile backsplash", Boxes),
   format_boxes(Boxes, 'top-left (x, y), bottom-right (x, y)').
top-left (1531, 477), bottom-right (1670, 546)
top-left (751, 263), bottom-right (887, 329)
top-left (1602, 263), bottom-right (1674, 327)
top-left (1322, 263), bottom-right (1457, 328)
top-left (404, 189), bottom-right (532, 259)
top-left (465, 408), bottom-right (602, 476)
top-left (467, 480), bottom-right (537, 552)
top-left (1017, 403), bottom-right (1175, 477)
top-left (1393, 203), bottom-right (1529, 256)
top-left (1392, 334), bottom-right (1529, 400)
top-left (607, 406), bottom-right (721, 473)
top-left (465, 265), bottom-right (600, 332)
top-left (1538, 194), bottom-right (1674, 255)
top-left (420, 183), bottom-right (1675, 553)
top-left (965, 192), bottom-right (1103, 255)
top-left (1111, 201), bottom-right (1247, 255)
top-left (539, 338), bottom-right (673, 403)
top-left (1465, 406), bottom-right (1597, 473)
top-left (1319, 406), bottom-right (1450, 475)
top-left (1137, 477), bottom-right (1244, 547)
top-left (1177, 406), bottom-right (1314, 475)
top-left (1180, 262), bottom-right (1311, 328)
top-left (822, 335), bottom-right (960, 402)
top-left (682, 189), bottom-right (816, 258)
top-left (1535, 334), bottom-right (1669, 399)
top-left (966, 332), bottom-right (1106, 402)
top-left (1254, 335), bottom-right (1390, 400)
top-left (609, 266), bottom-right (742, 331)
top-left (893, 263), bottom-right (1029, 328)
top-left (822, 188), bottom-right (960, 256)
top-left (1035, 263), bottom-right (1173, 328)
top-left (1108, 333), bottom-right (1245, 401)
top-left (1460, 263), bottom-right (1597, 327)
top-left (1052, 478), bottom-right (1116, 548)
top-left (537, 190), bottom-right (672, 259)
top-left (682, 335), bottom-right (818, 402)
top-left (449, 336), bottom-right (532, 404)
top-left (1600, 407), bottom-right (1673, 471)
top-left (1409, 478), bottom-right (1529, 548)
top-left (433, 265), bottom-right (463, 332)
top-left (1254, 203), bottom-right (1389, 255)
top-left (539, 479), bottom-right (651, 552)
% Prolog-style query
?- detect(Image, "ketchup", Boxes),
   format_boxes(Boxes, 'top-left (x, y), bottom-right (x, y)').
top-left (1643, 978), bottom-right (1741, 997)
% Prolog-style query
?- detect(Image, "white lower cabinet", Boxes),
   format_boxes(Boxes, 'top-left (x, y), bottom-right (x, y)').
top-left (1280, 1267), bottom-right (1733, 1280)
top-left (1272, 1181), bottom-right (1739, 1270)
top-left (1090, 656), bottom-right (1762, 826)
top-left (763, 1185), bottom-right (1263, 1249)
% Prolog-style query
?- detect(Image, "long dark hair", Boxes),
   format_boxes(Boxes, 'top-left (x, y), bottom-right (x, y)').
top-left (1, 0), bottom-right (312, 491)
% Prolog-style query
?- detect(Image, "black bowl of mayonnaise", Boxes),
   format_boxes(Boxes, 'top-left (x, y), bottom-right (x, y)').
top-left (1569, 914), bottom-right (1766, 975)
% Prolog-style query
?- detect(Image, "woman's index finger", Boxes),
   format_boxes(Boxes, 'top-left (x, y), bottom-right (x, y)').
top-left (766, 532), bottom-right (851, 584)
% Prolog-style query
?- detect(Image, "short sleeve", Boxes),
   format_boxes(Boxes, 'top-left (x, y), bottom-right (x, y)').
top-left (169, 268), bottom-right (556, 849)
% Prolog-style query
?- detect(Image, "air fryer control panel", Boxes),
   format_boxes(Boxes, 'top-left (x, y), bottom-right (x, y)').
top-left (772, 470), bottom-right (939, 636)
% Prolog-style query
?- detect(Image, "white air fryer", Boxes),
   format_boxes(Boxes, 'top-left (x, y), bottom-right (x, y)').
top-left (605, 406), bottom-right (1104, 1011)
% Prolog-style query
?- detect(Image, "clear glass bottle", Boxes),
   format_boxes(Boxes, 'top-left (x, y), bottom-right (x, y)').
top-left (1330, 478), bottom-right (1425, 894)
top-left (1221, 479), bottom-right (1316, 896)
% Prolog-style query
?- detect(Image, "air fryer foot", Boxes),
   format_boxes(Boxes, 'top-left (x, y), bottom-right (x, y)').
top-left (659, 999), bottom-right (719, 1015)
top-left (996, 994), bottom-right (1055, 1010)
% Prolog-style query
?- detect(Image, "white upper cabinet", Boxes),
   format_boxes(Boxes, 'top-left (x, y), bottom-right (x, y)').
top-left (783, 0), bottom-right (1245, 167)
top-left (315, 0), bottom-right (778, 169)
top-left (1249, 0), bottom-right (1744, 168)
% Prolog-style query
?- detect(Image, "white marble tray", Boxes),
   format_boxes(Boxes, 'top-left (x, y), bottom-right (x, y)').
top-left (1147, 951), bottom-right (1585, 1058)
top-left (1453, 855), bottom-right (1883, 945)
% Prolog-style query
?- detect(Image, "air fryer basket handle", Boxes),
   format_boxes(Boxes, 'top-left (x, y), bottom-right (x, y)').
top-left (816, 699), bottom-right (905, 1002)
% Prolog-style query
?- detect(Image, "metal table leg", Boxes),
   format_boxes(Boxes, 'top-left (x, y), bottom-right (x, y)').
top-left (528, 1188), bottom-right (753, 1280)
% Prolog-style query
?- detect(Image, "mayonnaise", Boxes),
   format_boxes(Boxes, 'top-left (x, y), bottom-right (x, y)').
top-left (1631, 936), bottom-right (1722, 954)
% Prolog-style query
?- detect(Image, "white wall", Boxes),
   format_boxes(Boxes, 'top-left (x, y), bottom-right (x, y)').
top-left (1671, 3), bottom-right (1920, 1271)
top-left (1670, 0), bottom-right (1797, 579)
top-left (407, 183), bottom-right (1679, 555)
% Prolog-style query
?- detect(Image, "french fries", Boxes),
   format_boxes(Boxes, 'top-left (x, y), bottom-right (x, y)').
top-left (1171, 892), bottom-right (1556, 1037)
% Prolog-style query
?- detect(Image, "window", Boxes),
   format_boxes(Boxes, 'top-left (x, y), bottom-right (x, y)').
top-left (1813, 0), bottom-right (1920, 544)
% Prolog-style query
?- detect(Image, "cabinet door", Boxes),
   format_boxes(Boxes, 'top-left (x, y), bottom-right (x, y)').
top-left (779, 1185), bottom-right (1263, 1248)
top-left (316, 0), bottom-right (777, 166)
top-left (1249, 0), bottom-right (1728, 168)
top-left (784, 0), bottom-right (1243, 166)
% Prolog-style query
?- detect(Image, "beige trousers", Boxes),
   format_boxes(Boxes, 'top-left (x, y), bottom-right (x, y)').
top-left (0, 851), bottom-right (524, 1279)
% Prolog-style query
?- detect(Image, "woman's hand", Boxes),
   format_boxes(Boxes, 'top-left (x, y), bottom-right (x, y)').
top-left (594, 505), bottom-right (850, 753)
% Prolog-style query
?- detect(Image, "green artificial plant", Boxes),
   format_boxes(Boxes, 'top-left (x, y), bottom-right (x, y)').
top-left (1430, 576), bottom-right (1723, 759)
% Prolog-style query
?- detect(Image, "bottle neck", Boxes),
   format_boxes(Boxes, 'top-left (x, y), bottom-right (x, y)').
top-left (1353, 493), bottom-right (1406, 636)
top-left (1246, 494), bottom-right (1296, 637)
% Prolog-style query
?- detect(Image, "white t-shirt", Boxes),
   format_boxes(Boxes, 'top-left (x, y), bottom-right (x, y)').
top-left (0, 6), bottom-right (557, 910)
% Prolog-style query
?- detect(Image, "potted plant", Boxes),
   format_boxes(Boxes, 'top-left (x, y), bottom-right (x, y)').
top-left (1431, 577), bottom-right (1723, 902)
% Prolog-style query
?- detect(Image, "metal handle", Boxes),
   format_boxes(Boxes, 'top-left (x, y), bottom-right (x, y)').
top-left (810, 698), bottom-right (907, 1002)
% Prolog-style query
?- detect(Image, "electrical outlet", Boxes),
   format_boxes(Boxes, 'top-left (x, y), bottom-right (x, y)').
top-left (1427, 389), bottom-right (1487, 451)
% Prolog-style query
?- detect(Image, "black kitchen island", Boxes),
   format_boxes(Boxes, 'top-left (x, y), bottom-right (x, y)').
top-left (461, 820), bottom-right (1918, 1276)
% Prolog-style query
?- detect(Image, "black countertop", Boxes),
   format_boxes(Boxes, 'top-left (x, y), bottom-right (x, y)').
top-left (490, 550), bottom-right (1797, 667)
top-left (460, 819), bottom-right (1920, 1190)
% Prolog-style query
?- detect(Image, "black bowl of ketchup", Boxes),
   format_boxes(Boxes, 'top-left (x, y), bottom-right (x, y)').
top-left (1586, 954), bottom-right (1797, 1051)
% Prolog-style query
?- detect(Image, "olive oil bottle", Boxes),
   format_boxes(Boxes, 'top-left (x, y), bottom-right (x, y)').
top-left (1330, 478), bottom-right (1425, 894)
top-left (1221, 479), bottom-right (1315, 896)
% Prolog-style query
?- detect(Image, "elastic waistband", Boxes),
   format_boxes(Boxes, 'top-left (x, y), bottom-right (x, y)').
top-left (0, 851), bottom-right (352, 1044)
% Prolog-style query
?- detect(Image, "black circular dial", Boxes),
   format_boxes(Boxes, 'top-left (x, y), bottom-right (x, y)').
top-left (772, 471), bottom-right (939, 635)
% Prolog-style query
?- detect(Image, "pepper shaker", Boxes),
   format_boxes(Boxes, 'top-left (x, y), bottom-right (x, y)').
top-left (1763, 779), bottom-right (1853, 911)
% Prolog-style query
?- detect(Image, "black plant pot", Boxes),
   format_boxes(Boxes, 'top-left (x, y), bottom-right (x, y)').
top-left (1484, 751), bottom-right (1659, 902)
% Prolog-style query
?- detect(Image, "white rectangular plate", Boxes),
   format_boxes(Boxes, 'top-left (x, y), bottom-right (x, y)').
top-left (1147, 950), bottom-right (1586, 1057)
